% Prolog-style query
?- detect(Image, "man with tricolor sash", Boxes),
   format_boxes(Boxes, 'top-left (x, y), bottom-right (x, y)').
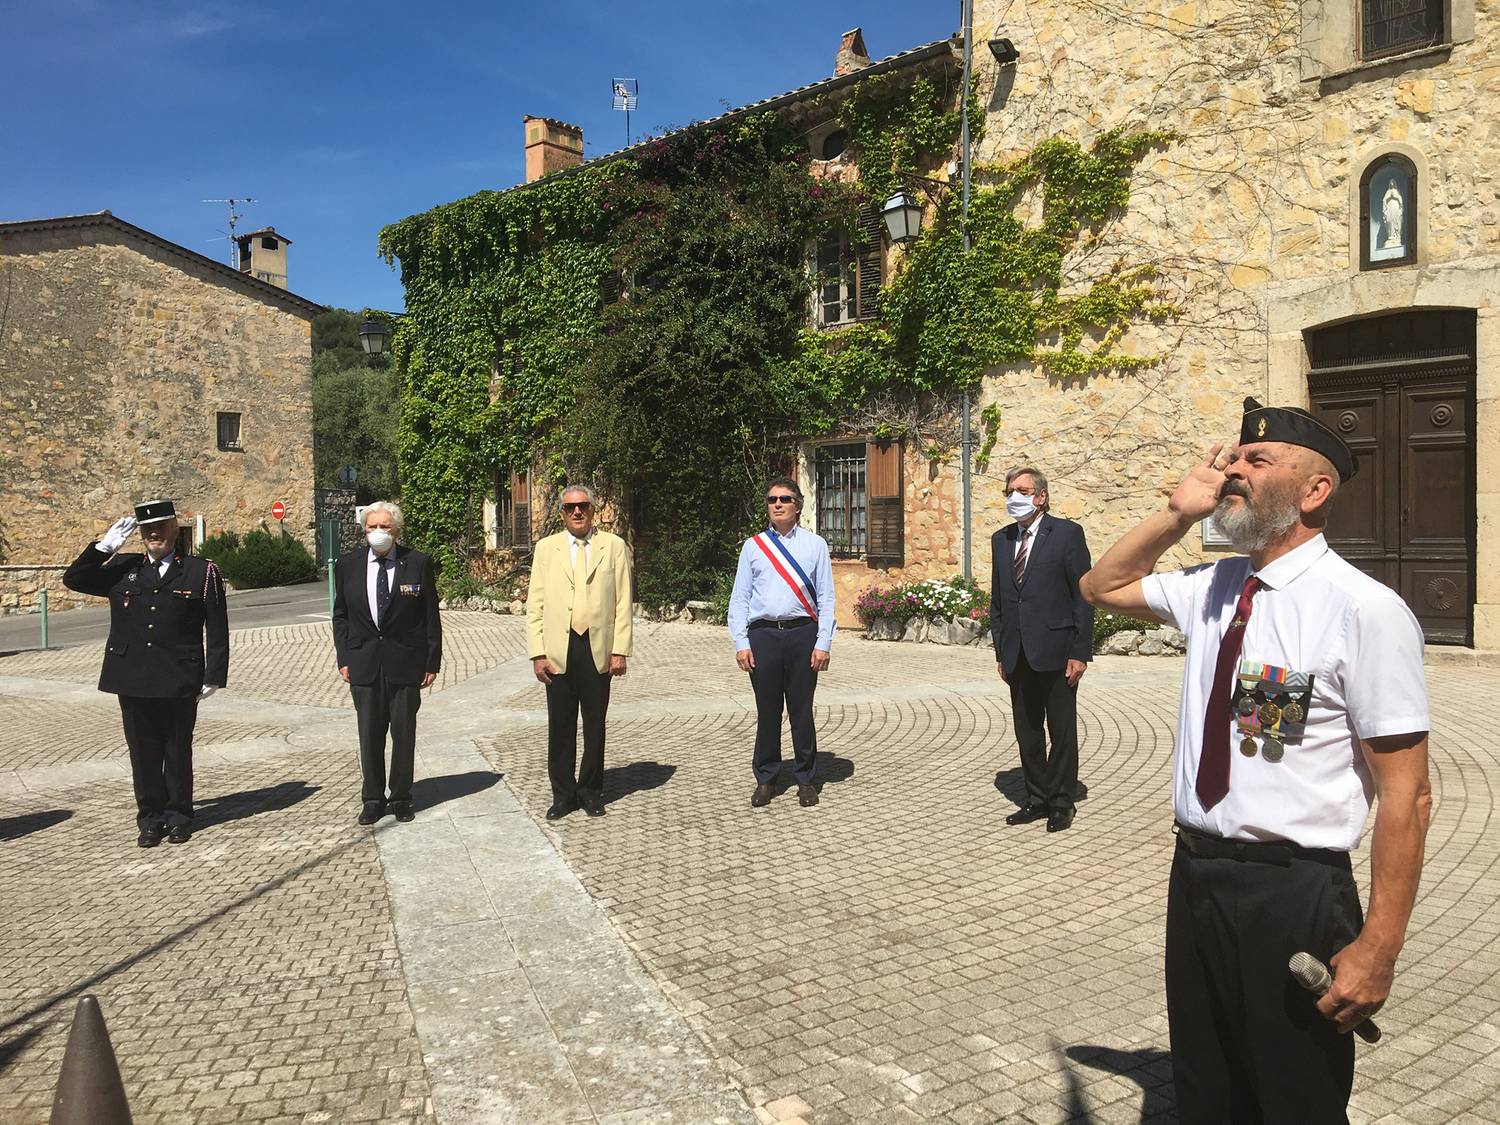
top-left (727, 476), bottom-right (836, 808)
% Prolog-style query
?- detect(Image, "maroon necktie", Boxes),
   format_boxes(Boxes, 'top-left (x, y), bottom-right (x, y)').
top-left (1013, 527), bottom-right (1029, 585)
top-left (1196, 574), bottom-right (1262, 810)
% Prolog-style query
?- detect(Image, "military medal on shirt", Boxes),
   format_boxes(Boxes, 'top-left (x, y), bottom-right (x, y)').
top-left (1232, 661), bottom-right (1313, 762)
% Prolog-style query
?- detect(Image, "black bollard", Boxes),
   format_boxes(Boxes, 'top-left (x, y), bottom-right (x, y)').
top-left (49, 995), bottom-right (133, 1125)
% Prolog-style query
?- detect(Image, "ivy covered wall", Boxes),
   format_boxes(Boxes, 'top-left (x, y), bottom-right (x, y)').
top-left (380, 52), bottom-right (1171, 605)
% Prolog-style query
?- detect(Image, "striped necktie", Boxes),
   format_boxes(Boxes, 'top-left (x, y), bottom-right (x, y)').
top-left (1013, 526), bottom-right (1030, 585)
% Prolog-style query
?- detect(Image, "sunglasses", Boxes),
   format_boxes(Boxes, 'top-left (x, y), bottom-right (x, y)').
top-left (766, 495), bottom-right (798, 505)
top-left (562, 502), bottom-right (592, 513)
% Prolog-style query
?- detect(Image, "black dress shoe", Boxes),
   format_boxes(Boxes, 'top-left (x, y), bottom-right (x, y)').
top-left (137, 827), bottom-right (162, 848)
top-left (797, 784), bottom-right (819, 807)
top-left (581, 798), bottom-right (606, 818)
top-left (390, 802), bottom-right (415, 823)
top-left (1046, 808), bottom-right (1075, 833)
top-left (167, 823), bottom-right (192, 844)
top-left (1005, 804), bottom-right (1049, 826)
top-left (546, 803), bottom-right (576, 821)
top-left (750, 783), bottom-right (774, 808)
top-left (357, 803), bottom-right (385, 826)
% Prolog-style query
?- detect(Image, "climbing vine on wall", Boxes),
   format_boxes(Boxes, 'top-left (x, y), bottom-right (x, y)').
top-left (381, 66), bottom-right (1174, 599)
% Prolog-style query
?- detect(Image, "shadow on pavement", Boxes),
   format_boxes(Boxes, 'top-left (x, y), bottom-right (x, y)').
top-left (0, 838), bottom-right (364, 1040)
top-left (993, 767), bottom-right (1089, 806)
top-left (0, 1021), bottom-right (49, 1076)
top-left (1065, 1043), bottom-right (1175, 1122)
top-left (411, 770), bottom-right (500, 813)
top-left (768, 752), bottom-right (853, 794)
top-left (0, 808), bottom-right (74, 842)
top-left (195, 781), bottom-right (321, 830)
top-left (602, 760), bottom-right (675, 805)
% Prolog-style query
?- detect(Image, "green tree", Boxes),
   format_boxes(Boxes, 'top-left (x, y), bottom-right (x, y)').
top-left (311, 309), bottom-right (399, 502)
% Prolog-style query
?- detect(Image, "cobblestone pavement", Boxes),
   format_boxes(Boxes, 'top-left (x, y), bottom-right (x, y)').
top-left (480, 624), bottom-right (1500, 1125)
top-left (2, 613), bottom-right (1498, 1124)
top-left (0, 746), bottom-right (437, 1125)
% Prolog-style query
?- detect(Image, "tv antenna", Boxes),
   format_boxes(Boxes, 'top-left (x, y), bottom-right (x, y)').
top-left (611, 79), bottom-right (638, 147)
top-left (203, 197), bottom-right (257, 267)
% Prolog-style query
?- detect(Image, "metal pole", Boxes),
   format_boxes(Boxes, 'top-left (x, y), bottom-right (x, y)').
top-left (327, 560), bottom-right (335, 618)
top-left (959, 0), bottom-right (975, 580)
top-left (40, 588), bottom-right (48, 650)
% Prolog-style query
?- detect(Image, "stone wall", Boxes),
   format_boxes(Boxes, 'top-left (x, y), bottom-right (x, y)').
top-left (940, 0), bottom-right (1500, 642)
top-left (0, 566), bottom-right (102, 615)
top-left (0, 223), bottom-right (316, 612)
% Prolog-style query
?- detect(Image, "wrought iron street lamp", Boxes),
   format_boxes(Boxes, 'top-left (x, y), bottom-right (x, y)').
top-left (358, 319), bottom-right (389, 355)
top-left (881, 191), bottom-right (924, 244)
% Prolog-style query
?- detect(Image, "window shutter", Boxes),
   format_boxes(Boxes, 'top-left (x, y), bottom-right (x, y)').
top-left (511, 470), bottom-right (531, 553)
top-left (865, 439), bottom-right (903, 566)
top-left (853, 205), bottom-right (885, 320)
top-left (601, 269), bottom-right (622, 306)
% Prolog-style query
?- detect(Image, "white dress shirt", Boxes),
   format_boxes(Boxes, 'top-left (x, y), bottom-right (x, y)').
top-left (1142, 534), bottom-right (1428, 850)
top-left (366, 548), bottom-right (395, 624)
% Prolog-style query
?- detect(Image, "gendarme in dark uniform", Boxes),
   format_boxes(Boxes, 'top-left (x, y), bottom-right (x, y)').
top-left (62, 500), bottom-right (229, 846)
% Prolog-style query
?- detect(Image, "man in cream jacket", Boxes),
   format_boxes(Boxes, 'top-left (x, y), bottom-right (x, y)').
top-left (526, 484), bottom-right (634, 819)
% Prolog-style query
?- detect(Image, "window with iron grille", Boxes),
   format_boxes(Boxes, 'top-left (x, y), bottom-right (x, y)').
top-left (1362, 0), bottom-right (1443, 59)
top-left (815, 443), bottom-right (868, 558)
top-left (216, 411), bottom-right (242, 451)
top-left (812, 205), bottom-right (884, 328)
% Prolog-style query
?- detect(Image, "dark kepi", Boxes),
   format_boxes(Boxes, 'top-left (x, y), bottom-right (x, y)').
top-left (132, 499), bottom-right (177, 525)
top-left (1239, 398), bottom-right (1357, 482)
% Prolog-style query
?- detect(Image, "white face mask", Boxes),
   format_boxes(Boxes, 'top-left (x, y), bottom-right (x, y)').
top-left (366, 529), bottom-right (395, 554)
top-left (1006, 491), bottom-right (1038, 520)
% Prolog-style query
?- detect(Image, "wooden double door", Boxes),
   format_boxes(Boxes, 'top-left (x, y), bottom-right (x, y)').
top-left (1306, 310), bottom-right (1476, 645)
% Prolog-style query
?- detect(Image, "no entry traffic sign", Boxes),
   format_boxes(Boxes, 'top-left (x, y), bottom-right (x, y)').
top-left (271, 501), bottom-right (286, 521)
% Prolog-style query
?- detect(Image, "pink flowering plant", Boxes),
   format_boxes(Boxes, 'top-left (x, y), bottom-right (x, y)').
top-left (855, 575), bottom-right (988, 628)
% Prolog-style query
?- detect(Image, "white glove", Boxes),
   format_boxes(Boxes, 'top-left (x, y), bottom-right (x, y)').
top-left (199, 685), bottom-right (219, 699)
top-left (98, 516), bottom-right (137, 553)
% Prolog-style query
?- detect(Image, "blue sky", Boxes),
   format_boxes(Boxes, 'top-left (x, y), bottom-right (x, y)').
top-left (3, 1), bottom-right (956, 313)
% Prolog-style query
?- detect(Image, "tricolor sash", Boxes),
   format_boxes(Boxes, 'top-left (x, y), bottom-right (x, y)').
top-left (751, 529), bottom-right (818, 620)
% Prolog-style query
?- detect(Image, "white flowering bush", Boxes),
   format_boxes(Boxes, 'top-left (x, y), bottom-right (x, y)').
top-left (856, 575), bottom-right (988, 626)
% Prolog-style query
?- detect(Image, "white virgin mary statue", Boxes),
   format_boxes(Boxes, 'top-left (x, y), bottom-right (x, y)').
top-left (1382, 178), bottom-right (1405, 249)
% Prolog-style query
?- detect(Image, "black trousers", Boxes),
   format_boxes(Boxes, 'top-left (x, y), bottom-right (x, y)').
top-left (350, 671), bottom-right (422, 806)
top-left (747, 620), bottom-right (818, 785)
top-left (119, 695), bottom-right (199, 831)
top-left (1007, 649), bottom-right (1078, 811)
top-left (546, 629), bottom-right (612, 807)
top-left (1166, 837), bottom-right (1363, 1124)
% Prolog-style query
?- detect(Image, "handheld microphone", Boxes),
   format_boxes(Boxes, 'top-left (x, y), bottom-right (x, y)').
top-left (1288, 952), bottom-right (1382, 1043)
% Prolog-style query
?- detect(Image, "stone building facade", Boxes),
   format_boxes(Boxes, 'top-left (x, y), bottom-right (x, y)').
top-left (0, 212), bottom-right (321, 613)
top-left (881, 0), bottom-right (1496, 647)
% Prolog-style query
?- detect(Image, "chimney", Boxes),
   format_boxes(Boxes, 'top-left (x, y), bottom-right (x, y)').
top-left (523, 115), bottom-right (585, 183)
top-left (835, 28), bottom-right (872, 76)
top-left (235, 227), bottom-right (290, 288)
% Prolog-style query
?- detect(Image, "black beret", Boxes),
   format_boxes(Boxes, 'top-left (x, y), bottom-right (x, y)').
top-left (134, 498), bottom-right (178, 524)
top-left (1238, 398), bottom-right (1357, 483)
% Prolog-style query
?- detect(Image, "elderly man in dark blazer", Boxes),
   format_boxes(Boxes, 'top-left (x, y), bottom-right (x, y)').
top-left (332, 501), bottom-right (442, 826)
top-left (63, 499), bottom-right (229, 847)
top-left (990, 466), bottom-right (1094, 832)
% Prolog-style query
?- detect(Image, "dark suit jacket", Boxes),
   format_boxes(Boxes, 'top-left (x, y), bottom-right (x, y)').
top-left (63, 544), bottom-right (229, 697)
top-left (990, 513), bottom-right (1094, 674)
top-left (331, 544), bottom-right (442, 686)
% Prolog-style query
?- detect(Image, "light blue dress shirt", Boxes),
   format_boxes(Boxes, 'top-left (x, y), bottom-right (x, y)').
top-left (727, 524), bottom-right (837, 652)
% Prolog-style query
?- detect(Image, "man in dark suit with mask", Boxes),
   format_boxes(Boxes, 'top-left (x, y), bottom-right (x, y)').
top-left (332, 500), bottom-right (442, 826)
top-left (63, 499), bottom-right (229, 847)
top-left (990, 466), bottom-right (1094, 832)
